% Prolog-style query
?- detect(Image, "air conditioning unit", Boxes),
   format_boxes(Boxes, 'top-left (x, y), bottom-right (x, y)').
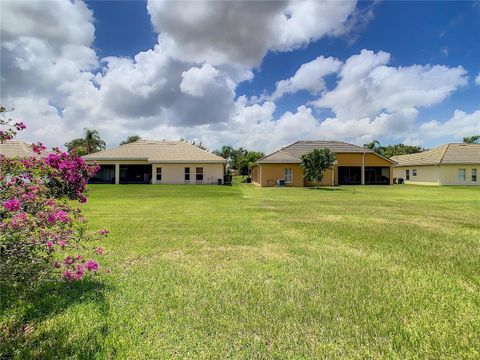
top-left (276, 179), bottom-right (286, 187)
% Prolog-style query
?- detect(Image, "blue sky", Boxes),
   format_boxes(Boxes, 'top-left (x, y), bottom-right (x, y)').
top-left (2, 1), bottom-right (480, 151)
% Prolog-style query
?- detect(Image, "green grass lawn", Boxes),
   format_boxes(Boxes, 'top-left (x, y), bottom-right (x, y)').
top-left (2, 184), bottom-right (480, 358)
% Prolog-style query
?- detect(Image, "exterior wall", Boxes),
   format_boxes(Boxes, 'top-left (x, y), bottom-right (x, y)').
top-left (393, 164), bottom-right (480, 185)
top-left (255, 163), bottom-right (305, 187)
top-left (439, 164), bottom-right (479, 185)
top-left (253, 152), bottom-right (393, 187)
top-left (152, 163), bottom-right (224, 185)
top-left (86, 160), bottom-right (224, 185)
top-left (393, 165), bottom-right (440, 185)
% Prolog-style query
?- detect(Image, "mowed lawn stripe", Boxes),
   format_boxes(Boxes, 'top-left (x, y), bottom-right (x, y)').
top-left (1, 184), bottom-right (479, 358)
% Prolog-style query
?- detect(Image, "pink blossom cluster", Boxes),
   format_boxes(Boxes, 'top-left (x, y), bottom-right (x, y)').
top-left (62, 256), bottom-right (104, 281)
top-left (1, 114), bottom-right (108, 283)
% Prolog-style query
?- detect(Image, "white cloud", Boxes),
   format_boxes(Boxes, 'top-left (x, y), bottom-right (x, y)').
top-left (180, 64), bottom-right (232, 97)
top-left (313, 49), bottom-right (468, 121)
top-left (1, 1), bottom-right (476, 154)
top-left (476, 73), bottom-right (480, 85)
top-left (419, 109), bottom-right (480, 140)
top-left (146, 0), bottom-right (358, 66)
top-left (271, 56), bottom-right (342, 100)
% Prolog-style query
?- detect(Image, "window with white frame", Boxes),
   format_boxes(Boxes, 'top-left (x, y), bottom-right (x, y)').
top-left (184, 167), bottom-right (190, 181)
top-left (472, 169), bottom-right (477, 182)
top-left (458, 169), bottom-right (466, 182)
top-left (412, 169), bottom-right (417, 176)
top-left (196, 167), bottom-right (204, 181)
top-left (156, 167), bottom-right (162, 181)
top-left (284, 168), bottom-right (293, 183)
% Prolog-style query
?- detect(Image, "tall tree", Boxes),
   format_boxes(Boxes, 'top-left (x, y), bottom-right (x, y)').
top-left (120, 135), bottom-right (141, 145)
top-left (381, 144), bottom-right (425, 158)
top-left (213, 145), bottom-right (234, 160)
top-left (300, 148), bottom-right (336, 189)
top-left (238, 151), bottom-right (265, 175)
top-left (65, 128), bottom-right (106, 155)
top-left (463, 135), bottom-right (480, 144)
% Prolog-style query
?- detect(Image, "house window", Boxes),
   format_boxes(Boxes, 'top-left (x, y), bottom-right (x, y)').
top-left (458, 169), bottom-right (466, 182)
top-left (156, 167), bottom-right (162, 181)
top-left (472, 169), bottom-right (477, 182)
top-left (412, 169), bottom-right (417, 176)
top-left (196, 167), bottom-right (204, 181)
top-left (406, 169), bottom-right (410, 180)
top-left (284, 168), bottom-right (293, 183)
top-left (184, 167), bottom-right (190, 181)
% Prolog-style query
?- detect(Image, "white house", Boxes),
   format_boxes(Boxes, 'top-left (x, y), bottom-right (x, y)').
top-left (392, 143), bottom-right (480, 185)
top-left (83, 140), bottom-right (225, 184)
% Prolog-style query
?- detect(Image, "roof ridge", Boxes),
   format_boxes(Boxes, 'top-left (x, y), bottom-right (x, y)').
top-left (438, 143), bottom-right (450, 164)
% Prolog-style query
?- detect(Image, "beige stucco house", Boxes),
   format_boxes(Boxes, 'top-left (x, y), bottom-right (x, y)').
top-left (391, 143), bottom-right (480, 185)
top-left (251, 141), bottom-right (394, 187)
top-left (0, 140), bottom-right (51, 158)
top-left (83, 140), bottom-right (225, 184)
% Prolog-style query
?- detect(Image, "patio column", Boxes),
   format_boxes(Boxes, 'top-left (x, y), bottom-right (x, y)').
top-left (115, 163), bottom-right (120, 184)
top-left (361, 153), bottom-right (365, 185)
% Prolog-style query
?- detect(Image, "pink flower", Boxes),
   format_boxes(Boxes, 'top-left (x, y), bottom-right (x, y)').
top-left (95, 247), bottom-right (104, 255)
top-left (75, 264), bottom-right (85, 279)
top-left (58, 240), bottom-right (66, 248)
top-left (31, 142), bottom-right (46, 155)
top-left (104, 268), bottom-right (111, 274)
top-left (85, 260), bottom-right (99, 272)
top-left (64, 256), bottom-right (74, 265)
top-left (99, 229), bottom-right (109, 236)
top-left (47, 241), bottom-right (54, 248)
top-left (3, 199), bottom-right (21, 212)
top-left (63, 269), bottom-right (76, 282)
top-left (75, 255), bottom-right (83, 261)
top-left (14, 122), bottom-right (27, 130)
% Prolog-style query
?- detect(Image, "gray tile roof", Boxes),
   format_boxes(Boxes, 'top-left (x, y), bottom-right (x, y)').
top-left (83, 140), bottom-right (226, 163)
top-left (391, 143), bottom-right (480, 166)
top-left (0, 141), bottom-right (50, 158)
top-left (257, 141), bottom-right (378, 164)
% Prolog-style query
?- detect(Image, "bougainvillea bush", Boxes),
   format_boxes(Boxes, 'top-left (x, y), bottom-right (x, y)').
top-left (0, 107), bottom-right (108, 285)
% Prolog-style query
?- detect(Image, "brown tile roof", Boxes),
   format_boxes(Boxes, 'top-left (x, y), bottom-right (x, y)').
top-left (256, 141), bottom-right (384, 164)
top-left (83, 140), bottom-right (226, 163)
top-left (0, 141), bottom-right (50, 158)
top-left (391, 143), bottom-right (480, 166)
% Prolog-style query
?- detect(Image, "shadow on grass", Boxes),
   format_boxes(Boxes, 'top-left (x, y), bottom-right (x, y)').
top-left (0, 278), bottom-right (110, 358)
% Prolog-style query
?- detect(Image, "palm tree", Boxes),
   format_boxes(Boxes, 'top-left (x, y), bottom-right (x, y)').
top-left (65, 128), bottom-right (106, 155)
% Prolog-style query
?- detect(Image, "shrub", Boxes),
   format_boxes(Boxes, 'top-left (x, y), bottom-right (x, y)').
top-left (0, 107), bottom-right (108, 285)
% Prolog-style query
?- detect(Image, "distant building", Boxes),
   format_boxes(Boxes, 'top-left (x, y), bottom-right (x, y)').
top-left (0, 140), bottom-right (50, 158)
top-left (392, 143), bottom-right (480, 186)
top-left (251, 141), bottom-right (394, 187)
top-left (83, 140), bottom-right (225, 184)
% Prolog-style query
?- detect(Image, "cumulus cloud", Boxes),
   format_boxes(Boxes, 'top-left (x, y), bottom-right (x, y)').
top-left (312, 49), bottom-right (468, 120)
top-left (271, 56), bottom-right (342, 100)
top-left (146, 0), bottom-right (357, 66)
top-left (1, 1), bottom-right (476, 153)
top-left (419, 109), bottom-right (480, 140)
top-left (0, 0), bottom-right (97, 100)
top-left (476, 73), bottom-right (480, 85)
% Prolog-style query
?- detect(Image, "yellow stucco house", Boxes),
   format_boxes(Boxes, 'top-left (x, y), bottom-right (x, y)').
top-left (251, 141), bottom-right (394, 187)
top-left (83, 140), bottom-right (225, 184)
top-left (391, 143), bottom-right (480, 185)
